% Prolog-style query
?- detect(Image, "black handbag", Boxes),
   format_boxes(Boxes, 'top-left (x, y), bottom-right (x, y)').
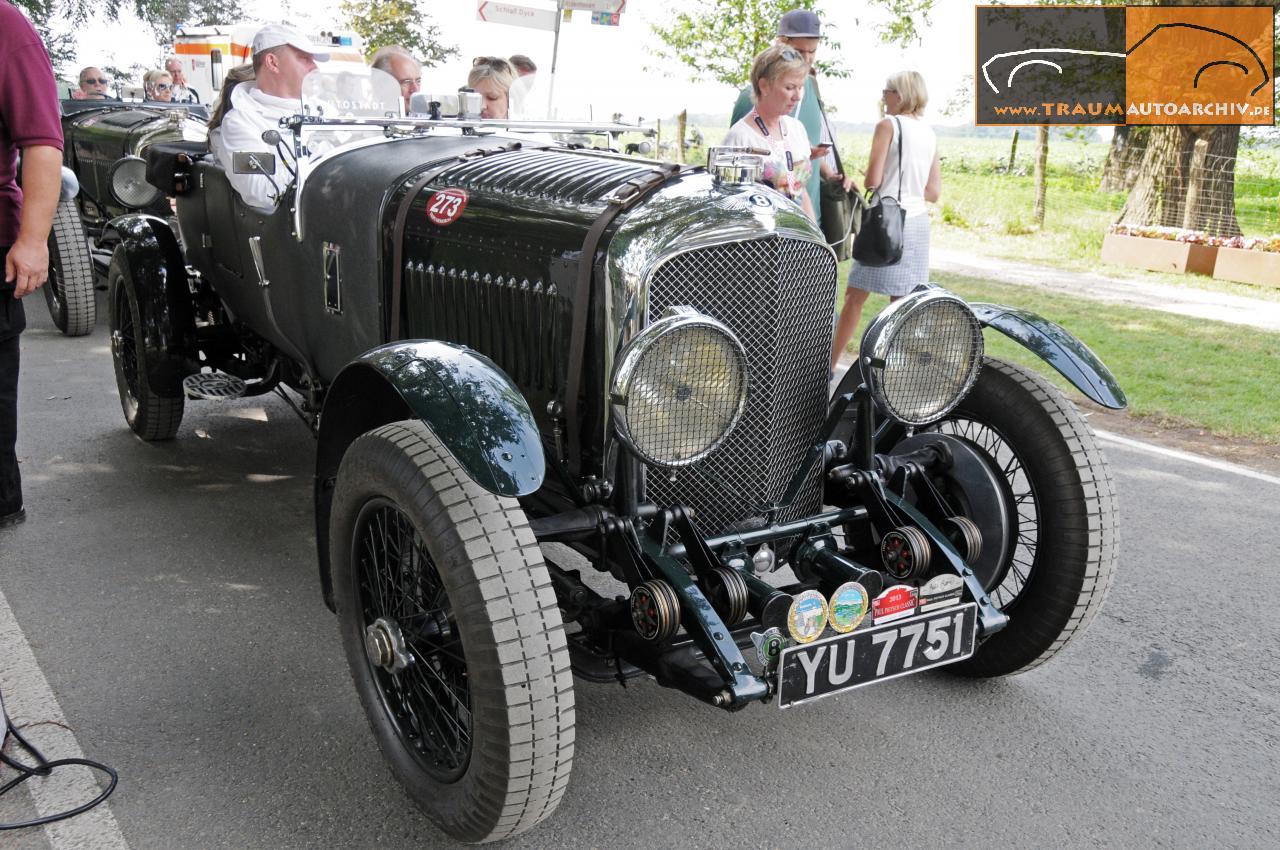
top-left (850, 117), bottom-right (906, 267)
top-left (819, 147), bottom-right (856, 261)
top-left (813, 81), bottom-right (856, 261)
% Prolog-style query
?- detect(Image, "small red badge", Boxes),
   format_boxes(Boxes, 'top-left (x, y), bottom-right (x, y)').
top-left (426, 188), bottom-right (468, 226)
top-left (872, 585), bottom-right (919, 624)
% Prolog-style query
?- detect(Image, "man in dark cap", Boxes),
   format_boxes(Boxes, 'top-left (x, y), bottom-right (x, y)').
top-left (1, 1), bottom-right (64, 527)
top-left (730, 9), bottom-right (836, 225)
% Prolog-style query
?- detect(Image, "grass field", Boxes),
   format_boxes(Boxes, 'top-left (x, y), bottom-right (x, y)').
top-left (682, 124), bottom-right (1280, 274)
top-left (834, 263), bottom-right (1280, 441)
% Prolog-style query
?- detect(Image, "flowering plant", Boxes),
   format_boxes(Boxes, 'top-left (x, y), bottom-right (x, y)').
top-left (1108, 223), bottom-right (1280, 253)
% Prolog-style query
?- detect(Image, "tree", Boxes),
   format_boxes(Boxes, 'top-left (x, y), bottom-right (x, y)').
top-left (1116, 0), bottom-right (1276, 235)
top-left (338, 0), bottom-right (458, 67)
top-left (135, 0), bottom-right (247, 48)
top-left (649, 0), bottom-right (935, 89)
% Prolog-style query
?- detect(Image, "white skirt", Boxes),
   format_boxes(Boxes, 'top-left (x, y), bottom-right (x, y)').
top-left (848, 213), bottom-right (930, 296)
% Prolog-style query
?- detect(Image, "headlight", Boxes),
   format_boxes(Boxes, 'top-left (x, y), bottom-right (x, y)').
top-left (108, 156), bottom-right (162, 208)
top-left (611, 308), bottom-right (748, 468)
top-left (860, 287), bottom-right (983, 425)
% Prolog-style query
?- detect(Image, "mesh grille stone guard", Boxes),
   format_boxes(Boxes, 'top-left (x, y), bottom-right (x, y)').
top-left (643, 235), bottom-right (838, 537)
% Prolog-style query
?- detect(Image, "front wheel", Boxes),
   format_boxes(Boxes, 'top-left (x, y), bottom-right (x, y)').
top-left (44, 198), bottom-right (95, 336)
top-left (107, 250), bottom-right (184, 440)
top-left (331, 421), bottom-right (574, 844)
top-left (928, 357), bottom-right (1118, 676)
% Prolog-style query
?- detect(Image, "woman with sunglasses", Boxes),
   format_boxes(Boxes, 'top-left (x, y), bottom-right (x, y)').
top-left (143, 69), bottom-right (174, 103)
top-left (468, 56), bottom-right (517, 120)
top-left (721, 45), bottom-right (816, 221)
top-left (830, 70), bottom-right (941, 369)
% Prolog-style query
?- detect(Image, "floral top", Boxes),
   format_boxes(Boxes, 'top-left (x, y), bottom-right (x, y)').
top-left (721, 112), bottom-right (813, 200)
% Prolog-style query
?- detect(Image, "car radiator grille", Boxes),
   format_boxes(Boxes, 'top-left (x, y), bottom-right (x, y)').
top-left (643, 235), bottom-right (837, 538)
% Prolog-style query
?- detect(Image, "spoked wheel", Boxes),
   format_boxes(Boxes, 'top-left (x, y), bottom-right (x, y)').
top-left (44, 198), bottom-right (96, 336)
top-left (331, 421), bottom-right (574, 843)
top-left (925, 357), bottom-right (1118, 676)
top-left (107, 249), bottom-right (184, 440)
top-left (355, 500), bottom-right (473, 782)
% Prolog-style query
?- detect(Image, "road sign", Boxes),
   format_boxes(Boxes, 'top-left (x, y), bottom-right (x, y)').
top-left (476, 1), bottom-right (557, 32)
top-left (590, 11), bottom-right (621, 26)
top-left (561, 0), bottom-right (625, 13)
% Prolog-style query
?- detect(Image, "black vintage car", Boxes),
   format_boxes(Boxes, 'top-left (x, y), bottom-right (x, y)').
top-left (45, 99), bottom-right (206, 335)
top-left (106, 68), bottom-right (1125, 843)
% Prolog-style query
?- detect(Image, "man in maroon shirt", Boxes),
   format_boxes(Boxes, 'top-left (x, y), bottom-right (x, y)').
top-left (1, 1), bottom-right (64, 527)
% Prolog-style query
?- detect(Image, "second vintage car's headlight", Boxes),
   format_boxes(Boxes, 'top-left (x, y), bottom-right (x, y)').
top-left (108, 156), bottom-right (162, 209)
top-left (611, 308), bottom-right (748, 468)
top-left (860, 287), bottom-right (983, 425)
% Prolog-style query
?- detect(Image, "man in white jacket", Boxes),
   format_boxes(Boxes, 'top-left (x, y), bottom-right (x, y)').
top-left (209, 24), bottom-right (330, 212)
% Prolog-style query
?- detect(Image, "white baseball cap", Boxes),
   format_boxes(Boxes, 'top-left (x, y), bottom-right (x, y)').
top-left (251, 24), bottom-right (331, 61)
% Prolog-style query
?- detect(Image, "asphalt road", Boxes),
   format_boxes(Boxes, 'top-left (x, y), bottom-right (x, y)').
top-left (2, 295), bottom-right (1278, 849)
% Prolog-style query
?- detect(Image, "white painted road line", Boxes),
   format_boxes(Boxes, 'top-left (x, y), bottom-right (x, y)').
top-left (0, 585), bottom-right (129, 849)
top-left (1096, 429), bottom-right (1280, 487)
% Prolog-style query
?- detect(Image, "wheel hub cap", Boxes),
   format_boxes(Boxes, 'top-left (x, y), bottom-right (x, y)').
top-left (365, 617), bottom-right (413, 674)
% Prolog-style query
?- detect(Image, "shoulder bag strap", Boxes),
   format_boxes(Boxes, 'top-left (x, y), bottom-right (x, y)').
top-left (811, 76), bottom-right (844, 177)
top-left (893, 116), bottom-right (904, 200)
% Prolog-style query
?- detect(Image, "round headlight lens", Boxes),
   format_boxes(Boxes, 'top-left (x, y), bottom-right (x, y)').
top-left (861, 288), bottom-right (983, 425)
top-left (611, 309), bottom-right (748, 468)
top-left (108, 156), bottom-right (161, 208)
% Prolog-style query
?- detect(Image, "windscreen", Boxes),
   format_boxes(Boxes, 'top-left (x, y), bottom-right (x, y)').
top-left (298, 65), bottom-right (403, 153)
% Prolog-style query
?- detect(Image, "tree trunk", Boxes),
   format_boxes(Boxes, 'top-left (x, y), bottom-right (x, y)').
top-left (1099, 126), bottom-right (1149, 193)
top-left (677, 110), bottom-right (687, 165)
top-left (1119, 125), bottom-right (1241, 235)
top-left (1007, 129), bottom-right (1019, 173)
top-left (1033, 125), bottom-right (1048, 227)
top-left (1184, 126), bottom-right (1242, 237)
top-left (1118, 126), bottom-right (1193, 229)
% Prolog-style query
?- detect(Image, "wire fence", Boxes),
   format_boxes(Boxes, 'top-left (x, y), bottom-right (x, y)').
top-left (939, 141), bottom-right (1280, 240)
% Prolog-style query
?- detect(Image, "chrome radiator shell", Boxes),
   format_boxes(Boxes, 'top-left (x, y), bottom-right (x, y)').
top-left (640, 234), bottom-right (838, 536)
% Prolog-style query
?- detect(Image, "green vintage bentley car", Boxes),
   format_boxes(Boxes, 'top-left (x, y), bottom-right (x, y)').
top-left (46, 98), bottom-right (206, 335)
top-left (107, 67), bottom-right (1124, 843)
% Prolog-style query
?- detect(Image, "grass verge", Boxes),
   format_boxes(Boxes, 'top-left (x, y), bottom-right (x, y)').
top-left (834, 264), bottom-right (1280, 442)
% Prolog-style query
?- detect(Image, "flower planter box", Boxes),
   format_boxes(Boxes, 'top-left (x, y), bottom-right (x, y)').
top-left (1101, 233), bottom-right (1218, 276)
top-left (1212, 247), bottom-right (1280, 289)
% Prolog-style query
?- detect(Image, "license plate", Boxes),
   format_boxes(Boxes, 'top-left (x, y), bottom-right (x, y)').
top-left (777, 603), bottom-right (978, 708)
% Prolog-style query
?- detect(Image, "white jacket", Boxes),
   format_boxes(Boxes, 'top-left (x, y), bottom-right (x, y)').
top-left (209, 83), bottom-right (299, 212)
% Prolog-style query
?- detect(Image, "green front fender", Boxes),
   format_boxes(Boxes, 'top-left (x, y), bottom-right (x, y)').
top-left (970, 303), bottom-right (1127, 410)
top-left (319, 340), bottom-right (546, 497)
top-left (314, 341), bottom-right (546, 610)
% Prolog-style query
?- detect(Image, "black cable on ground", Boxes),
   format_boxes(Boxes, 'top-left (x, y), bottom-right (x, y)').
top-left (0, 685), bottom-right (118, 830)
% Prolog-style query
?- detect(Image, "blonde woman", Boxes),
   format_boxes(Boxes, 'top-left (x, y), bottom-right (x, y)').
top-left (721, 45), bottom-right (816, 221)
top-left (143, 69), bottom-right (174, 102)
top-left (831, 70), bottom-right (941, 369)
top-left (467, 56), bottom-right (516, 119)
top-left (207, 64), bottom-right (255, 131)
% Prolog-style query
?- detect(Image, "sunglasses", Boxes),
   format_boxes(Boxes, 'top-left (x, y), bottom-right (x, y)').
top-left (154, 84), bottom-right (171, 91)
top-left (473, 56), bottom-right (512, 71)
top-left (82, 77), bottom-right (110, 85)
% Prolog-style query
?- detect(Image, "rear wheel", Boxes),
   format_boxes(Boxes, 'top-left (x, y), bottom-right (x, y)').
top-left (331, 421), bottom-right (574, 843)
top-left (44, 198), bottom-right (95, 336)
top-left (107, 250), bottom-right (184, 440)
top-left (927, 357), bottom-right (1118, 676)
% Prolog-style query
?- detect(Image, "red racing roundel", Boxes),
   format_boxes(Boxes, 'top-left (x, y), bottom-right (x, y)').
top-left (427, 188), bottom-right (468, 226)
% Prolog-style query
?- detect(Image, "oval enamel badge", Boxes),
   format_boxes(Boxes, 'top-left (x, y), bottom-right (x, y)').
top-left (427, 188), bottom-right (468, 226)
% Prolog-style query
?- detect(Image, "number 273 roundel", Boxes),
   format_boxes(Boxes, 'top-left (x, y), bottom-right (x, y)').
top-left (427, 188), bottom-right (468, 226)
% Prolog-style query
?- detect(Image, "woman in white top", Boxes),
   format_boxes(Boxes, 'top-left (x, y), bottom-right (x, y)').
top-left (831, 70), bottom-right (941, 369)
top-left (721, 45), bottom-right (816, 221)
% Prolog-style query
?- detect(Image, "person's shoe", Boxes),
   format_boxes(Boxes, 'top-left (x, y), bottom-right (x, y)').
top-left (0, 507), bottom-right (26, 528)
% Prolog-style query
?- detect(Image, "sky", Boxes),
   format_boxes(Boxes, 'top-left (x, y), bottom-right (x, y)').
top-left (58, 0), bottom-right (978, 126)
